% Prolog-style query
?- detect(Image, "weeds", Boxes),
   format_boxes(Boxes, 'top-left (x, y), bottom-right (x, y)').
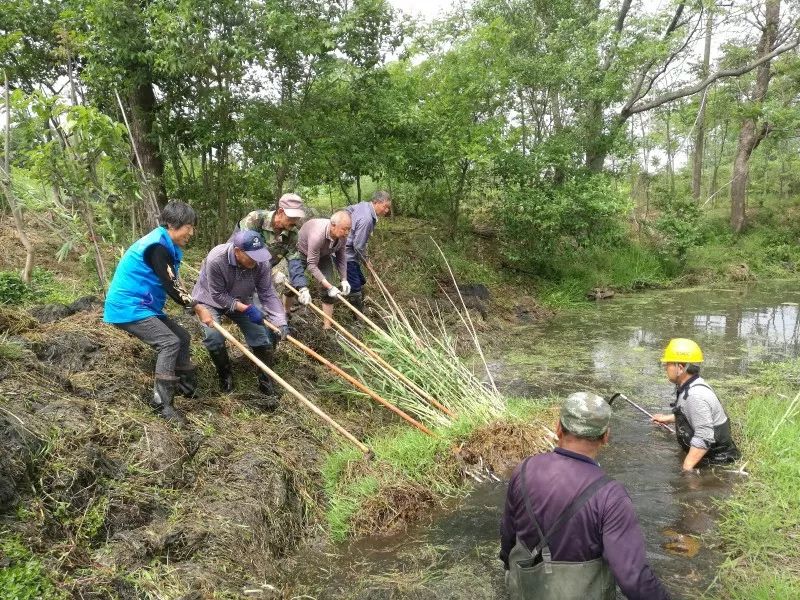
top-left (713, 359), bottom-right (800, 597)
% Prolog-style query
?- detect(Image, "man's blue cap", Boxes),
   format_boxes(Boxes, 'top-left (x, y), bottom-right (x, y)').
top-left (232, 230), bottom-right (271, 263)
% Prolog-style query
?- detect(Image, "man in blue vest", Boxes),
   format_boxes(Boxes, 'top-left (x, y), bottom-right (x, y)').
top-left (104, 201), bottom-right (212, 426)
top-left (501, 392), bottom-right (669, 600)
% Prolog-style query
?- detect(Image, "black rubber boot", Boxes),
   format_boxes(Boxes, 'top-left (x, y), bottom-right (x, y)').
top-left (175, 366), bottom-right (198, 398)
top-left (150, 377), bottom-right (188, 426)
top-left (251, 345), bottom-right (279, 410)
top-left (208, 347), bottom-right (234, 393)
top-left (347, 291), bottom-right (364, 312)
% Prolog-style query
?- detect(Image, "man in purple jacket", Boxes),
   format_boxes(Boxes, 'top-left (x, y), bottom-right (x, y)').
top-left (192, 230), bottom-right (289, 408)
top-left (344, 191), bottom-right (392, 311)
top-left (500, 392), bottom-right (670, 599)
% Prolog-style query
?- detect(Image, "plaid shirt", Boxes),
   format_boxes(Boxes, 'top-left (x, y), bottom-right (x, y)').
top-left (236, 210), bottom-right (300, 267)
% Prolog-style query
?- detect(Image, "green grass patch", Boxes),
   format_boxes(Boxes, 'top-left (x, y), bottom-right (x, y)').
top-left (0, 267), bottom-right (93, 306)
top-left (712, 359), bottom-right (800, 597)
top-left (0, 533), bottom-right (64, 600)
top-left (534, 241), bottom-right (672, 308)
top-left (322, 398), bottom-right (549, 541)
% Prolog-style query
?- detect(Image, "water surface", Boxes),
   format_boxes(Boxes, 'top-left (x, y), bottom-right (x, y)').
top-left (292, 281), bottom-right (800, 599)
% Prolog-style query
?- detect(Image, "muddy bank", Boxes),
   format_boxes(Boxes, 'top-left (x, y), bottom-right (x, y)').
top-left (0, 290), bottom-right (549, 598)
top-left (0, 300), bottom-right (354, 597)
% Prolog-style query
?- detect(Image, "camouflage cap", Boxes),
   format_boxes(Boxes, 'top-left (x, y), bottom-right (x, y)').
top-left (560, 392), bottom-right (611, 438)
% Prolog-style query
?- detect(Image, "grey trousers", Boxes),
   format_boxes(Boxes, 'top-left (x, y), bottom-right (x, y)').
top-left (116, 315), bottom-right (192, 378)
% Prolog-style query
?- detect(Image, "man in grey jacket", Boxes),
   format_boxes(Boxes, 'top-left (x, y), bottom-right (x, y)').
top-left (192, 230), bottom-right (289, 407)
top-left (344, 191), bottom-right (392, 310)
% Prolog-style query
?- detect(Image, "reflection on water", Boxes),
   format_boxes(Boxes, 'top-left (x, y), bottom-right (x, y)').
top-left (292, 281), bottom-right (800, 599)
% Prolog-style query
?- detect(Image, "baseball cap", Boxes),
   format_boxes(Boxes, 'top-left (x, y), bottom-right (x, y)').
top-left (560, 392), bottom-right (611, 437)
top-left (232, 230), bottom-right (271, 263)
top-left (278, 193), bottom-right (306, 219)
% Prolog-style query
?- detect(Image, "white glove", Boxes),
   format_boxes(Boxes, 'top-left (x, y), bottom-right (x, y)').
top-left (272, 271), bottom-right (286, 286)
top-left (327, 286), bottom-right (341, 298)
top-left (340, 281), bottom-right (351, 296)
top-left (297, 287), bottom-right (312, 305)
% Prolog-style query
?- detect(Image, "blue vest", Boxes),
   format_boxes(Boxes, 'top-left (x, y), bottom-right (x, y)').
top-left (103, 227), bottom-right (183, 324)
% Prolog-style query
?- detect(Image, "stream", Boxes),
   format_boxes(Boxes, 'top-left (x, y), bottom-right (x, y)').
top-left (290, 280), bottom-right (800, 599)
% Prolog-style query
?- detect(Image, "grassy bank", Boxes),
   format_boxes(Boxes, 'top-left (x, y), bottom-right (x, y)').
top-left (713, 360), bottom-right (800, 598)
top-left (323, 398), bottom-right (554, 541)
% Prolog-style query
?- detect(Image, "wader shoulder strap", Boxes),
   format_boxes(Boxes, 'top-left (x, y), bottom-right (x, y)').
top-left (519, 457), bottom-right (548, 551)
top-left (519, 456), bottom-right (612, 573)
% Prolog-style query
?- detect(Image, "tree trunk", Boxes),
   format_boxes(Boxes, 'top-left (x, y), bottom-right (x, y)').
top-left (273, 162), bottom-right (287, 208)
top-left (356, 173), bottom-right (362, 202)
top-left (2, 70), bottom-right (34, 283)
top-left (709, 119), bottom-right (728, 204)
top-left (692, 9), bottom-right (713, 202)
top-left (730, 0), bottom-right (779, 233)
top-left (665, 109), bottom-right (675, 195)
top-left (128, 82), bottom-right (167, 220)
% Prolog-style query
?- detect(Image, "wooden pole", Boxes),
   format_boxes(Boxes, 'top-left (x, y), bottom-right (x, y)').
top-left (263, 319), bottom-right (434, 437)
top-left (284, 283), bottom-right (455, 419)
top-left (337, 293), bottom-right (386, 337)
top-left (211, 321), bottom-right (371, 455)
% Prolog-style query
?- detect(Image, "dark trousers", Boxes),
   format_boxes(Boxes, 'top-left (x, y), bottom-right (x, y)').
top-left (116, 315), bottom-right (192, 378)
top-left (200, 305), bottom-right (276, 352)
top-left (346, 260), bottom-right (367, 293)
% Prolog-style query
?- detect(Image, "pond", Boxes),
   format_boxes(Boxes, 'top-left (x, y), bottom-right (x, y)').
top-left (289, 280), bottom-right (800, 599)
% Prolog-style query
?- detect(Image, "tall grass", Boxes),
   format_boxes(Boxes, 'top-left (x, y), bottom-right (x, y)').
top-left (338, 252), bottom-right (505, 429)
top-left (713, 360), bottom-right (800, 597)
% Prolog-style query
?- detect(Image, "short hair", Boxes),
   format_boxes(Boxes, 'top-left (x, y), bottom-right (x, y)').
top-left (559, 421), bottom-right (606, 442)
top-left (685, 363), bottom-right (701, 375)
top-left (160, 201), bottom-right (198, 229)
top-left (371, 190), bottom-right (391, 204)
top-left (330, 210), bottom-right (352, 226)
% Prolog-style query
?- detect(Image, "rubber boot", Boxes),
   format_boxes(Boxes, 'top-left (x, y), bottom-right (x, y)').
top-left (251, 345), bottom-right (279, 410)
top-left (208, 347), bottom-right (234, 393)
top-left (347, 291), bottom-right (364, 312)
top-left (150, 377), bottom-right (188, 426)
top-left (175, 366), bottom-right (198, 398)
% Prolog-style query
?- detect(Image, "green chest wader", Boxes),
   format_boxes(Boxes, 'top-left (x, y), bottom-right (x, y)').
top-left (507, 457), bottom-right (617, 600)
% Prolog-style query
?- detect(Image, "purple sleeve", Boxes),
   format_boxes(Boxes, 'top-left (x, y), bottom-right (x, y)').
top-left (601, 486), bottom-right (670, 600)
top-left (255, 266), bottom-right (287, 327)
top-left (349, 216), bottom-right (373, 261)
top-left (207, 261), bottom-right (237, 313)
top-left (499, 467), bottom-right (520, 569)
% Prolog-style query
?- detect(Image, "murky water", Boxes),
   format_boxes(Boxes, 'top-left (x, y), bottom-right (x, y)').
top-left (291, 281), bottom-right (800, 599)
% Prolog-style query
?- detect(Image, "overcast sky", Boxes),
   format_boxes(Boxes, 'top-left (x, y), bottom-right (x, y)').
top-left (390, 0), bottom-right (453, 21)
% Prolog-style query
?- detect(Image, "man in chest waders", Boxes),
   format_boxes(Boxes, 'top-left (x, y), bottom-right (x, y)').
top-left (500, 392), bottom-right (670, 600)
top-left (652, 338), bottom-right (740, 471)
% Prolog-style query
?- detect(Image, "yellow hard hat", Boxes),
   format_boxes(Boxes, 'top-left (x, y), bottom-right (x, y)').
top-left (661, 338), bottom-right (704, 363)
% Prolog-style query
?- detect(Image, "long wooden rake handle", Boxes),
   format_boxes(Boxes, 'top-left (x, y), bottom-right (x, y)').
top-left (263, 319), bottom-right (435, 437)
top-left (210, 321), bottom-right (371, 455)
top-left (285, 283), bottom-right (455, 420)
top-left (336, 293), bottom-right (386, 337)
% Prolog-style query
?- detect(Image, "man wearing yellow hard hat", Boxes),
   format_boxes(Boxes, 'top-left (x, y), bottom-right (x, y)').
top-left (652, 338), bottom-right (740, 471)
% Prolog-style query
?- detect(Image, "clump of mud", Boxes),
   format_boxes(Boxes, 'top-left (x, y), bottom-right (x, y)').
top-left (459, 419), bottom-right (555, 476)
top-left (350, 482), bottom-right (438, 537)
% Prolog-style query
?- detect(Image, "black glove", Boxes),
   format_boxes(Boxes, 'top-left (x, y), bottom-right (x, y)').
top-left (243, 304), bottom-right (265, 324)
top-left (279, 324), bottom-right (290, 340)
